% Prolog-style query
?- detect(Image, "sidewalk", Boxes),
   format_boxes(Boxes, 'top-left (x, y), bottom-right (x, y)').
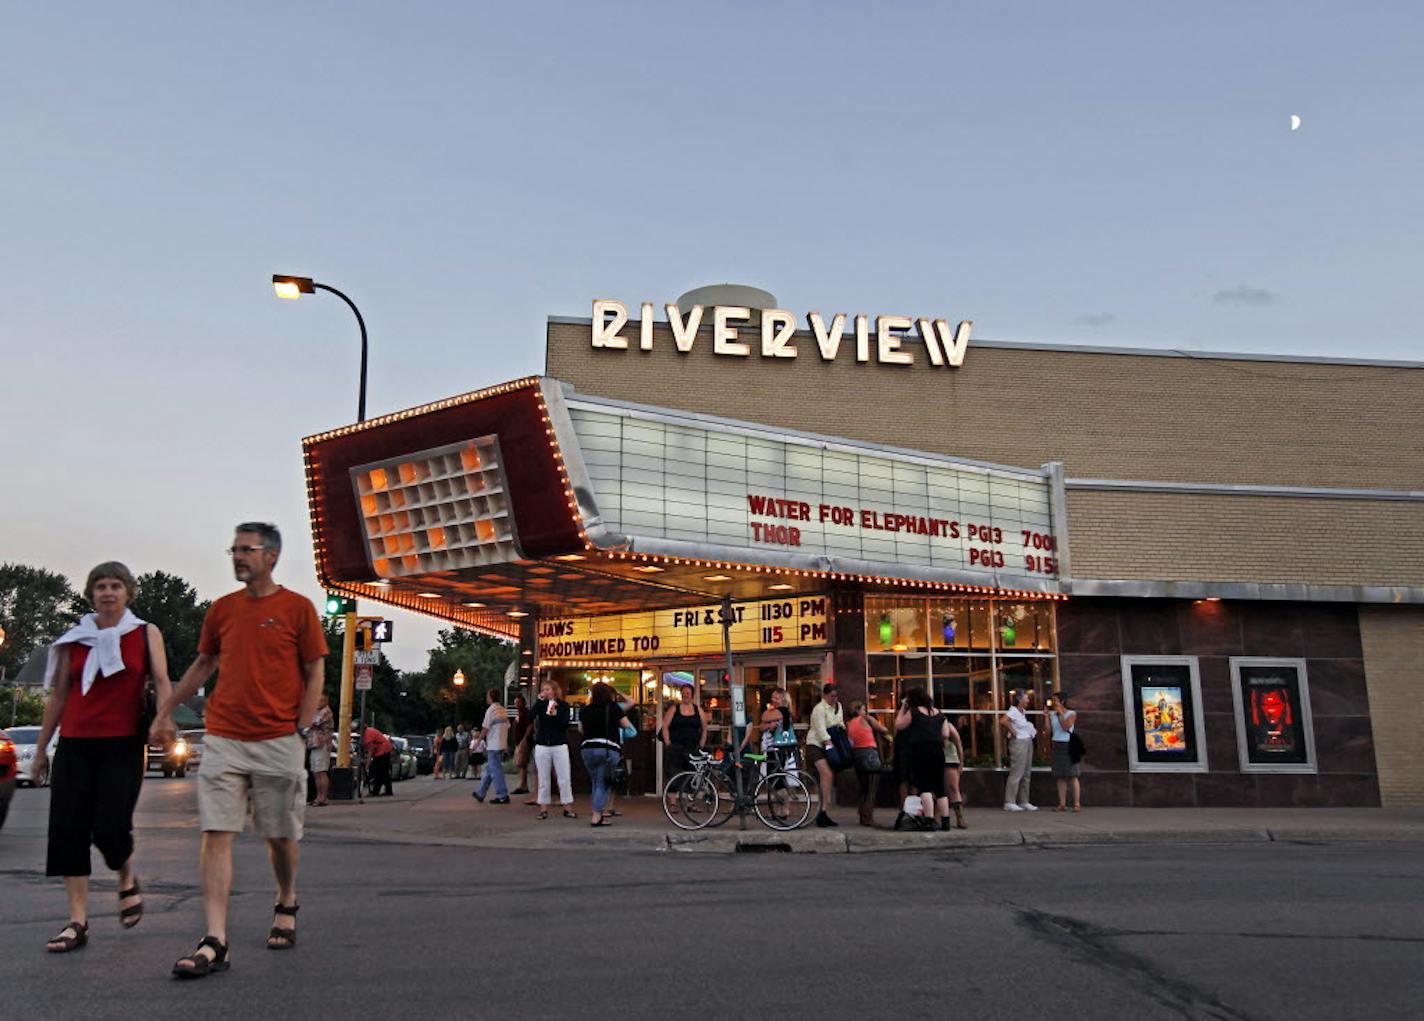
top-left (304, 776), bottom-right (1424, 854)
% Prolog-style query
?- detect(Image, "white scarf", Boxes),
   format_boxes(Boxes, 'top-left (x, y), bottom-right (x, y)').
top-left (44, 609), bottom-right (147, 695)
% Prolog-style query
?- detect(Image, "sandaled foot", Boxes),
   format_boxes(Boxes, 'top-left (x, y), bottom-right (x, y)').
top-left (536, 809), bottom-right (548, 820)
top-left (46, 921), bottom-right (89, 954)
top-left (172, 935), bottom-right (229, 978)
top-left (267, 903), bottom-right (299, 949)
top-left (562, 808), bottom-right (577, 819)
top-left (119, 879), bottom-right (143, 928)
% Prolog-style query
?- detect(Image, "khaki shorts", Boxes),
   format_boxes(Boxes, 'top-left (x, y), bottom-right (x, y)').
top-left (307, 747), bottom-right (330, 773)
top-left (200, 733), bottom-right (305, 840)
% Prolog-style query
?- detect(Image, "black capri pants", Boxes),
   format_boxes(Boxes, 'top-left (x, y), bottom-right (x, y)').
top-left (47, 735), bottom-right (145, 877)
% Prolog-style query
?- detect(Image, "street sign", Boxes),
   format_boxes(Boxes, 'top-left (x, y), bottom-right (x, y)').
top-left (355, 664), bottom-right (374, 691)
top-left (354, 650), bottom-right (380, 666)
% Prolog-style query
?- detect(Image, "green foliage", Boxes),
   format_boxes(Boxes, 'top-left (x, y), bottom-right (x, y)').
top-left (131, 571), bottom-right (211, 674)
top-left (0, 563), bottom-right (82, 675)
top-left (2, 685), bottom-right (47, 727)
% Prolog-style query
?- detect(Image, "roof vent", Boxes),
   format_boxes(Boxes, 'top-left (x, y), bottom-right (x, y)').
top-left (675, 284), bottom-right (778, 310)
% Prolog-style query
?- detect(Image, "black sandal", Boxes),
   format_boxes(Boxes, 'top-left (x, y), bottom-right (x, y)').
top-left (46, 921), bottom-right (89, 954)
top-left (172, 935), bottom-right (229, 978)
top-left (118, 880), bottom-right (143, 929)
top-left (562, 809), bottom-right (578, 819)
top-left (267, 903), bottom-right (299, 949)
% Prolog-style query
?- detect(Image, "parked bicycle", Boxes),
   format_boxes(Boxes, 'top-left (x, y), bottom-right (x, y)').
top-left (661, 747), bottom-right (819, 831)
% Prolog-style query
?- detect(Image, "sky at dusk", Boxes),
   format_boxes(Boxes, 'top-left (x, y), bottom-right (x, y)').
top-left (3, 2), bottom-right (1420, 670)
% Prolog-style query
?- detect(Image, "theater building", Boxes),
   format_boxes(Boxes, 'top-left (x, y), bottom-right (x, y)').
top-left (303, 290), bottom-right (1424, 808)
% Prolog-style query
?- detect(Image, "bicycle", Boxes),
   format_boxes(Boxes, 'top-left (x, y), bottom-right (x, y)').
top-left (661, 747), bottom-right (818, 832)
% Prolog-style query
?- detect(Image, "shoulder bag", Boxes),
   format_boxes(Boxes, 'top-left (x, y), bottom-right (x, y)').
top-left (1067, 730), bottom-right (1086, 763)
top-left (825, 724), bottom-right (855, 771)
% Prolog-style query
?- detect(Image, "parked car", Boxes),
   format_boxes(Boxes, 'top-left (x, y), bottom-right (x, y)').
top-left (10, 726), bottom-right (60, 787)
top-left (147, 734), bottom-right (192, 777)
top-left (0, 729), bottom-right (17, 830)
top-left (389, 736), bottom-right (418, 781)
top-left (403, 734), bottom-right (435, 774)
top-left (145, 727), bottom-right (205, 778)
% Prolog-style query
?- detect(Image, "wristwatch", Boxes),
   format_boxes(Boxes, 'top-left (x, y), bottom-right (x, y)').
top-left (298, 726), bottom-right (311, 739)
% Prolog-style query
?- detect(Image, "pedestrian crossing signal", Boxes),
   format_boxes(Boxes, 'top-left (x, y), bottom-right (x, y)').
top-left (324, 593), bottom-right (356, 616)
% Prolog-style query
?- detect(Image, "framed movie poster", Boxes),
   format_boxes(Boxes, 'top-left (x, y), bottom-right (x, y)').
top-left (1121, 656), bottom-right (1209, 772)
top-left (1230, 658), bottom-right (1317, 773)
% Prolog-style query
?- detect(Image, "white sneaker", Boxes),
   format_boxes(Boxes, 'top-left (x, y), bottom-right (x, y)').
top-left (1003, 803), bottom-right (1023, 812)
top-left (1021, 803), bottom-right (1039, 811)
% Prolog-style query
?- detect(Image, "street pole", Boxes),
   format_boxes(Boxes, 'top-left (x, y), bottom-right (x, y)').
top-left (330, 611), bottom-right (358, 800)
top-left (721, 596), bottom-right (748, 830)
top-left (311, 282), bottom-right (369, 423)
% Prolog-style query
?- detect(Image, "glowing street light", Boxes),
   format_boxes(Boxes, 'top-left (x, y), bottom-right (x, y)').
top-left (452, 669), bottom-right (466, 687)
top-left (271, 273), bottom-right (370, 421)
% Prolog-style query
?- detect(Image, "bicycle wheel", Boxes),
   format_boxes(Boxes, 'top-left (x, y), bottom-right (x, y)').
top-left (662, 771), bottom-right (718, 830)
top-left (698, 768), bottom-right (737, 828)
top-left (786, 769), bottom-right (822, 827)
top-left (754, 770), bottom-right (814, 831)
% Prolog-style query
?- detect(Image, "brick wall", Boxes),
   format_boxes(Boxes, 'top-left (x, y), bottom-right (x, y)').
top-left (1358, 606), bottom-right (1424, 806)
top-left (1066, 490), bottom-right (1424, 589)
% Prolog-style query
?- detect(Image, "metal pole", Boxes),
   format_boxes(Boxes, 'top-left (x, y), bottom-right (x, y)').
top-left (312, 282), bottom-right (369, 423)
top-left (721, 596), bottom-right (748, 830)
top-left (336, 611), bottom-right (357, 769)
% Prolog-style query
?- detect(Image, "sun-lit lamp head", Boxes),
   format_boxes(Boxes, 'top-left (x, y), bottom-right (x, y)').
top-left (452, 668), bottom-right (466, 687)
top-left (272, 274), bottom-right (316, 300)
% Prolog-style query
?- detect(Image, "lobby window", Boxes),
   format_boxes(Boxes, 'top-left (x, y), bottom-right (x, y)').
top-left (864, 595), bottom-right (1058, 768)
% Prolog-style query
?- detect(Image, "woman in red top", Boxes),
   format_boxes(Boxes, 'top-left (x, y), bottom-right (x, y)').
top-left (847, 701), bottom-right (889, 827)
top-left (31, 562), bottom-right (172, 954)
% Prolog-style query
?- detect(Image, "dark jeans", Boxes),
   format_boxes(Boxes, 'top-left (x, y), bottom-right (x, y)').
top-left (370, 752), bottom-right (394, 796)
top-left (47, 735), bottom-right (144, 877)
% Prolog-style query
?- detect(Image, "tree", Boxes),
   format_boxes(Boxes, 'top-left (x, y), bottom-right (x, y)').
top-left (421, 627), bottom-right (516, 729)
top-left (0, 564), bottom-right (81, 676)
top-left (131, 571), bottom-right (211, 674)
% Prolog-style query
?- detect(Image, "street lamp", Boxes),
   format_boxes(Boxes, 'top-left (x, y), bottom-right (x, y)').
top-left (271, 273), bottom-right (371, 422)
top-left (452, 669), bottom-right (466, 687)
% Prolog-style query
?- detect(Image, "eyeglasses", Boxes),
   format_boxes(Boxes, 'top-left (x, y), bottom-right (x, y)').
top-left (226, 545), bottom-right (269, 556)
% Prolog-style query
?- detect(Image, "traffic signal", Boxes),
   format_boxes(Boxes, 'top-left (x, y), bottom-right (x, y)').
top-left (355, 626), bottom-right (373, 652)
top-left (324, 593), bottom-right (356, 616)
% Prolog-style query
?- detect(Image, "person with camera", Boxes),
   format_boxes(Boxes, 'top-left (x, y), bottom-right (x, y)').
top-left (1048, 691), bottom-right (1082, 812)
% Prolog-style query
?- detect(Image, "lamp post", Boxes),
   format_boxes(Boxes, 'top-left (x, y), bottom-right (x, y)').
top-left (452, 669), bottom-right (466, 688)
top-left (272, 274), bottom-right (370, 422)
top-left (275, 273), bottom-right (368, 800)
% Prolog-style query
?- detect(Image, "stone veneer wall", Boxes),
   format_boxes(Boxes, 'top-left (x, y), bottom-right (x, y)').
top-left (1051, 598), bottom-right (1380, 808)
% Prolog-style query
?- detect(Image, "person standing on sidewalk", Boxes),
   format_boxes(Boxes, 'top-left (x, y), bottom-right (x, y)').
top-left (306, 694), bottom-right (333, 806)
top-left (473, 688), bottom-right (510, 804)
top-left (847, 700), bottom-right (888, 827)
top-left (454, 723), bottom-right (471, 779)
top-left (509, 695), bottom-right (533, 795)
top-left (943, 715), bottom-right (968, 829)
top-left (1048, 692), bottom-right (1082, 812)
top-left (32, 562), bottom-right (174, 953)
top-left (153, 523), bottom-right (327, 978)
top-left (805, 682), bottom-right (845, 829)
top-left (532, 681), bottom-right (575, 820)
top-left (579, 682), bottom-right (630, 827)
top-left (438, 726), bottom-right (458, 777)
top-left (362, 723), bottom-right (395, 797)
top-left (999, 688), bottom-right (1039, 812)
top-left (658, 683), bottom-right (707, 776)
top-left (895, 688), bottom-right (951, 831)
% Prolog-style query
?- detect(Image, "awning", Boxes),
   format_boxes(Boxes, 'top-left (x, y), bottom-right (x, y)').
top-left (303, 377), bottom-right (1065, 639)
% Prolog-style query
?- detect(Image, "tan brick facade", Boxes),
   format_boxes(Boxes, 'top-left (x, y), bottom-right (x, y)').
top-left (1358, 606), bottom-right (1424, 806)
top-left (1065, 490), bottom-right (1424, 589)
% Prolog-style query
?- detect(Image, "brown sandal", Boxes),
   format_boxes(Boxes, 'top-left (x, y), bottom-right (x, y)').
top-left (172, 935), bottom-right (229, 977)
top-left (46, 921), bottom-right (88, 953)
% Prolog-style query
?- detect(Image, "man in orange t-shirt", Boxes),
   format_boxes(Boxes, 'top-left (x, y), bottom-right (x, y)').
top-left (152, 522), bottom-right (327, 978)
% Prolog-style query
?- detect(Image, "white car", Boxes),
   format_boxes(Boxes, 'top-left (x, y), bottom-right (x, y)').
top-left (10, 726), bottom-right (60, 787)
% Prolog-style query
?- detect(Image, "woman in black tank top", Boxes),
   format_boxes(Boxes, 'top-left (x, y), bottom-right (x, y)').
top-left (660, 685), bottom-right (706, 775)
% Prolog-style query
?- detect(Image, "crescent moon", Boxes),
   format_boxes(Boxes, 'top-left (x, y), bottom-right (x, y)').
top-left (1290, 115), bottom-right (1301, 131)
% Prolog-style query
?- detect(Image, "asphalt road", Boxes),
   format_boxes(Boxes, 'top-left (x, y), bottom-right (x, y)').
top-left (3, 779), bottom-right (1422, 1019)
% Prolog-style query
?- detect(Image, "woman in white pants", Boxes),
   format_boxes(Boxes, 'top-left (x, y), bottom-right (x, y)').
top-left (530, 681), bottom-right (575, 820)
top-left (998, 689), bottom-right (1039, 812)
